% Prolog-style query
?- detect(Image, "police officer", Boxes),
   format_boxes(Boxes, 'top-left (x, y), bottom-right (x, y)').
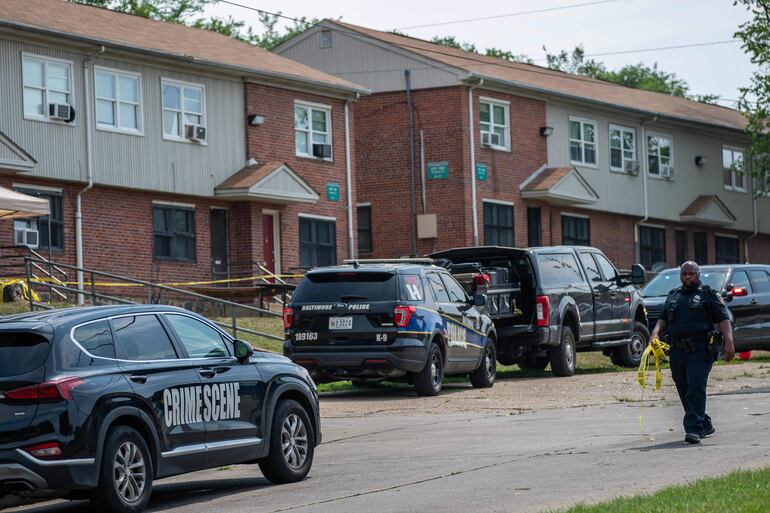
top-left (649, 261), bottom-right (734, 444)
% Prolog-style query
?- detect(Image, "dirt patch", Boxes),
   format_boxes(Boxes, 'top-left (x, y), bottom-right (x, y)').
top-left (319, 361), bottom-right (770, 418)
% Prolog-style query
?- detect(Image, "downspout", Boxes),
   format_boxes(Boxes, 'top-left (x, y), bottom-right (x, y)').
top-left (76, 45), bottom-right (105, 304)
top-left (405, 70), bottom-right (417, 256)
top-left (344, 95), bottom-right (358, 259)
top-left (468, 77), bottom-right (484, 245)
top-left (634, 115), bottom-right (657, 264)
top-left (745, 193), bottom-right (758, 263)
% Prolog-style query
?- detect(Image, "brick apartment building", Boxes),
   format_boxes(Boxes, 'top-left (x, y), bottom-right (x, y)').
top-left (277, 21), bottom-right (770, 270)
top-left (0, 0), bottom-right (368, 289)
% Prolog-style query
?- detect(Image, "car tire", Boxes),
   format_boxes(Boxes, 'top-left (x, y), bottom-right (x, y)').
top-left (518, 355), bottom-right (550, 371)
top-left (90, 426), bottom-right (153, 513)
top-left (612, 322), bottom-right (649, 368)
top-left (414, 342), bottom-right (443, 396)
top-left (259, 399), bottom-right (315, 484)
top-left (550, 326), bottom-right (577, 377)
top-left (470, 339), bottom-right (497, 388)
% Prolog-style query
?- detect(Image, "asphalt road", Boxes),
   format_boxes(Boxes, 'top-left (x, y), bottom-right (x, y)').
top-left (7, 387), bottom-right (770, 513)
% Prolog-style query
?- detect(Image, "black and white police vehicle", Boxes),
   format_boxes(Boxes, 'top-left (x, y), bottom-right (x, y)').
top-left (283, 259), bottom-right (497, 396)
top-left (0, 305), bottom-right (319, 512)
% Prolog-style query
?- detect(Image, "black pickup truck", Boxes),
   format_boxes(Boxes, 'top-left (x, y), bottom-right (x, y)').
top-left (429, 246), bottom-right (648, 376)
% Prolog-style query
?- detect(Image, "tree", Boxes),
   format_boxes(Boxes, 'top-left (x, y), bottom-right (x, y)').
top-left (734, 0), bottom-right (770, 196)
top-left (431, 35), bottom-right (477, 53)
top-left (485, 47), bottom-right (533, 64)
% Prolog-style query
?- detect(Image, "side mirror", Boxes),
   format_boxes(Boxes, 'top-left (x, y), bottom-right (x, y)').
top-left (234, 339), bottom-right (254, 363)
top-left (473, 293), bottom-right (486, 307)
top-left (724, 283), bottom-right (734, 292)
top-left (630, 264), bottom-right (646, 285)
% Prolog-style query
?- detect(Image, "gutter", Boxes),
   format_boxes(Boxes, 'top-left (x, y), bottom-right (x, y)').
top-left (468, 77), bottom-right (484, 246)
top-left (76, 44), bottom-right (105, 304)
top-left (744, 193), bottom-right (759, 263)
top-left (634, 115), bottom-right (657, 265)
top-left (344, 94), bottom-right (359, 259)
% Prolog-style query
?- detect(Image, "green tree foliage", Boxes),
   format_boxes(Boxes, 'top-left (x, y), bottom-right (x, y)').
top-left (734, 0), bottom-right (770, 196)
top-left (430, 35), bottom-right (477, 53)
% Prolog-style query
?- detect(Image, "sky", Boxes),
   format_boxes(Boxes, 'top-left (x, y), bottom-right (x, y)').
top-left (205, 0), bottom-right (755, 108)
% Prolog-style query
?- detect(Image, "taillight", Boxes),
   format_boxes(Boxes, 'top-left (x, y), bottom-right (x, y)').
top-left (283, 306), bottom-right (294, 329)
top-left (23, 441), bottom-right (63, 460)
top-left (535, 296), bottom-right (550, 328)
top-left (731, 287), bottom-right (748, 297)
top-left (472, 273), bottom-right (491, 287)
top-left (4, 377), bottom-right (84, 403)
top-left (394, 305), bottom-right (416, 327)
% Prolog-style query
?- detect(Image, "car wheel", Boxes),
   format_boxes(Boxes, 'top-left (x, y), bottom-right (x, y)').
top-left (90, 426), bottom-right (153, 513)
top-left (470, 339), bottom-right (497, 388)
top-left (259, 400), bottom-right (314, 484)
top-left (518, 355), bottom-right (549, 371)
top-left (414, 342), bottom-right (443, 396)
top-left (550, 326), bottom-right (577, 377)
top-left (612, 322), bottom-right (649, 368)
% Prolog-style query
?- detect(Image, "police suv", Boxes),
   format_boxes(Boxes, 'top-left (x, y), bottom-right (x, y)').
top-left (283, 259), bottom-right (497, 396)
top-left (0, 305), bottom-right (319, 512)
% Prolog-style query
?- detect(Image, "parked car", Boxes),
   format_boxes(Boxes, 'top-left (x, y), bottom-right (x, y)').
top-left (641, 264), bottom-right (770, 352)
top-left (0, 305), bottom-right (319, 513)
top-left (429, 246), bottom-right (648, 375)
top-left (283, 260), bottom-right (497, 396)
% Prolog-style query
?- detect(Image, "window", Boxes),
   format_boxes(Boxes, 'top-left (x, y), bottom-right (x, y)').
top-left (399, 275), bottom-right (424, 302)
top-left (427, 273), bottom-right (450, 303)
top-left (320, 29), bottom-right (333, 48)
top-left (749, 270), bottom-right (770, 293)
top-left (527, 206), bottom-right (541, 247)
top-left (299, 217), bottom-right (336, 268)
top-left (675, 230), bottom-right (688, 265)
top-left (112, 315), bottom-right (178, 360)
top-left (161, 79), bottom-right (205, 139)
top-left (569, 118), bottom-right (597, 166)
top-left (165, 314), bottom-right (229, 358)
top-left (731, 270), bottom-right (751, 291)
top-left (609, 125), bottom-right (636, 172)
top-left (295, 103), bottom-right (331, 158)
top-left (715, 236), bottom-right (739, 264)
top-left (722, 147), bottom-right (746, 192)
top-left (579, 252), bottom-right (602, 282)
top-left (153, 205), bottom-right (196, 261)
top-left (357, 205), bottom-right (372, 254)
top-left (537, 253), bottom-right (584, 288)
top-left (640, 226), bottom-right (666, 270)
top-left (73, 320), bottom-right (115, 359)
top-left (562, 215), bottom-right (590, 246)
top-left (22, 54), bottom-right (73, 121)
top-left (647, 134), bottom-right (673, 176)
top-left (0, 333), bottom-right (50, 379)
top-left (483, 202), bottom-right (513, 246)
top-left (594, 253), bottom-right (618, 281)
top-left (479, 98), bottom-right (510, 150)
top-left (95, 68), bottom-right (142, 133)
top-left (13, 188), bottom-right (64, 251)
top-left (441, 273), bottom-right (468, 303)
top-left (694, 232), bottom-right (708, 264)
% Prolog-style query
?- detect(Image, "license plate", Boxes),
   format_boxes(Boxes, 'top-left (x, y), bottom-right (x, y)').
top-left (329, 316), bottom-right (353, 330)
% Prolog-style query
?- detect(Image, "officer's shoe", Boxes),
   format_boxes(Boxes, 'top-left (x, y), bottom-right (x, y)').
top-left (700, 426), bottom-right (715, 438)
top-left (685, 432), bottom-right (701, 444)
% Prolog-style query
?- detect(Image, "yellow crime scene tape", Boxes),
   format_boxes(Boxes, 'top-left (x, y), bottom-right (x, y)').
top-left (18, 274), bottom-right (305, 288)
top-left (0, 279), bottom-right (41, 302)
top-left (636, 337), bottom-right (670, 440)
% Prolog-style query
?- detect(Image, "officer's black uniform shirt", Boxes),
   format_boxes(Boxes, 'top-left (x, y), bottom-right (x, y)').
top-left (661, 282), bottom-right (729, 339)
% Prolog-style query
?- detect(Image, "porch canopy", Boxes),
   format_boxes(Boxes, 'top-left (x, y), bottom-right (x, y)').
top-left (0, 185), bottom-right (50, 219)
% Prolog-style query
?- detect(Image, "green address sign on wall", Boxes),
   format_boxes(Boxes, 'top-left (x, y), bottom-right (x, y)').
top-left (326, 182), bottom-right (340, 201)
top-left (476, 163), bottom-right (488, 181)
top-left (427, 161), bottom-right (449, 180)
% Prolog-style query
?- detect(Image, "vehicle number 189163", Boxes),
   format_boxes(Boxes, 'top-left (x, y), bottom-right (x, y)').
top-left (295, 332), bottom-right (319, 342)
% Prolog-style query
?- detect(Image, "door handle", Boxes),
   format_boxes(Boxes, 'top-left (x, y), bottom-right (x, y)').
top-left (750, 298), bottom-right (758, 305)
top-left (437, 307), bottom-right (445, 314)
top-left (198, 369), bottom-right (217, 379)
top-left (129, 375), bottom-right (148, 384)
top-left (212, 366), bottom-right (231, 374)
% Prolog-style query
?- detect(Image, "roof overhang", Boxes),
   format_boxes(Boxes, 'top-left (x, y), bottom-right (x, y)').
top-left (215, 162), bottom-right (319, 204)
top-left (0, 130), bottom-right (36, 173)
top-left (679, 195), bottom-right (736, 227)
top-left (519, 166), bottom-right (599, 206)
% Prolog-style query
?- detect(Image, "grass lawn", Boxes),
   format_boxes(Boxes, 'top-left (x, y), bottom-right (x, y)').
top-left (552, 466), bottom-right (770, 513)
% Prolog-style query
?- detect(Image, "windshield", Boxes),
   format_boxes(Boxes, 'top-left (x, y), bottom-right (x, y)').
top-left (641, 270), bottom-right (728, 297)
top-left (294, 272), bottom-right (398, 302)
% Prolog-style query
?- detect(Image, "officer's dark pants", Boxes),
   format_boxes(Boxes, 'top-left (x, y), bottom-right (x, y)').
top-left (669, 343), bottom-right (714, 435)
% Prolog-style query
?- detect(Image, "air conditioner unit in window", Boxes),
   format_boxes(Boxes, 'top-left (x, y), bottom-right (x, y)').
top-left (14, 228), bottom-right (39, 249)
top-left (480, 132), bottom-right (501, 147)
top-left (184, 124), bottom-right (207, 142)
top-left (624, 160), bottom-right (640, 175)
top-left (48, 103), bottom-right (73, 122)
top-left (312, 143), bottom-right (332, 159)
top-left (659, 164), bottom-right (675, 178)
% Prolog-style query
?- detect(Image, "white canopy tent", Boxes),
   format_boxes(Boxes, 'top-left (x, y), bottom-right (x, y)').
top-left (0, 185), bottom-right (49, 219)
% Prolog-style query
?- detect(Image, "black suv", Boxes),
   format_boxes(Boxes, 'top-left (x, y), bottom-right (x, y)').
top-left (0, 305), bottom-right (319, 512)
top-left (642, 264), bottom-right (770, 351)
top-left (283, 260), bottom-right (497, 396)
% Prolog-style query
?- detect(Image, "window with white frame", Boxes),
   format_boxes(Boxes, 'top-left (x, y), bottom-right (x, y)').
top-left (161, 79), bottom-right (205, 139)
top-left (569, 118), bottom-right (597, 166)
top-left (722, 147), bottom-right (745, 191)
top-left (647, 134), bottom-right (673, 175)
top-left (295, 103), bottom-right (331, 158)
top-left (95, 68), bottom-right (142, 133)
top-left (22, 54), bottom-right (73, 121)
top-left (479, 98), bottom-right (510, 150)
top-left (609, 125), bottom-right (636, 172)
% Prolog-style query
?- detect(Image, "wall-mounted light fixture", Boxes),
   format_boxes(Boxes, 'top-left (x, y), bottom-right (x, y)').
top-left (695, 155), bottom-right (707, 167)
top-left (540, 126), bottom-right (554, 137)
top-left (248, 114), bottom-right (265, 126)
